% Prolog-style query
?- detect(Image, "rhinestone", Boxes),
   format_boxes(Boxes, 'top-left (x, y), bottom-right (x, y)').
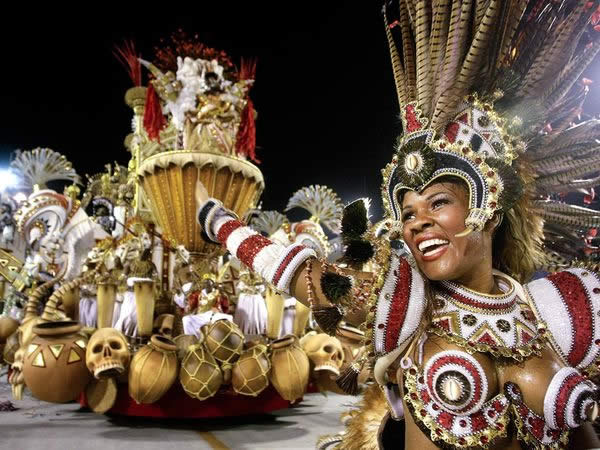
top-left (490, 201), bottom-right (497, 209)
top-left (490, 186), bottom-right (497, 193)
top-left (488, 410), bottom-right (496, 418)
top-left (528, 417), bottom-right (534, 425)
top-left (459, 420), bottom-right (467, 427)
top-left (435, 429), bottom-right (442, 436)
top-left (582, 272), bottom-right (589, 277)
top-left (384, 293), bottom-right (391, 300)
top-left (462, 314), bottom-right (477, 326)
top-left (420, 409), bottom-right (427, 417)
top-left (418, 376), bottom-right (425, 384)
top-left (496, 319), bottom-right (511, 332)
top-left (487, 171), bottom-right (495, 177)
top-left (458, 438), bottom-right (467, 445)
top-left (480, 436), bottom-right (489, 444)
top-left (411, 393), bottom-right (418, 400)
top-left (496, 423), bottom-right (504, 430)
top-left (410, 368), bottom-right (417, 375)
top-left (432, 404), bottom-right (440, 411)
top-left (594, 288), bottom-right (600, 294)
top-left (365, 340), bottom-right (372, 346)
top-left (378, 323), bottom-right (385, 330)
top-left (475, 158), bottom-right (482, 164)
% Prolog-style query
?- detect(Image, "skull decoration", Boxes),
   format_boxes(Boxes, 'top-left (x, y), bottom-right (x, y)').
top-left (153, 314), bottom-right (175, 339)
top-left (301, 333), bottom-right (344, 376)
top-left (86, 328), bottom-right (130, 379)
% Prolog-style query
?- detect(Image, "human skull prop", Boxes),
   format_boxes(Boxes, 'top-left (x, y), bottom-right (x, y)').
top-left (86, 328), bottom-right (130, 379)
top-left (153, 314), bottom-right (175, 339)
top-left (301, 333), bottom-right (344, 376)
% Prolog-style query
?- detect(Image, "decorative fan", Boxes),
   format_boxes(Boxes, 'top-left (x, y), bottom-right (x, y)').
top-left (250, 211), bottom-right (286, 236)
top-left (10, 148), bottom-right (80, 191)
top-left (285, 185), bottom-right (343, 234)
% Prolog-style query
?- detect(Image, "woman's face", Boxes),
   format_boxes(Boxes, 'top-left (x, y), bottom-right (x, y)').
top-left (401, 181), bottom-right (489, 283)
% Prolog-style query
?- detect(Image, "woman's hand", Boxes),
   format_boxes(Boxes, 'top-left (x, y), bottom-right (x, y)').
top-left (195, 180), bottom-right (209, 208)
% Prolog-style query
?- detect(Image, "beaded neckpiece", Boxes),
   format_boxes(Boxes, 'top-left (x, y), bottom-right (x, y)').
top-left (429, 273), bottom-right (544, 362)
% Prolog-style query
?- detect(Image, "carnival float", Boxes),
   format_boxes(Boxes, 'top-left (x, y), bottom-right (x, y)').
top-left (0, 35), bottom-right (366, 418)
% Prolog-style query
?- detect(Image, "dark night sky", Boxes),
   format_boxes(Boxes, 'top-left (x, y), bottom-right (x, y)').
top-left (2, 4), bottom-right (600, 223)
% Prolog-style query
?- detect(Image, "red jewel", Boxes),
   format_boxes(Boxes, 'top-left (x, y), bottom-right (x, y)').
top-left (370, 306), bottom-right (376, 312)
top-left (467, 341), bottom-right (475, 347)
top-left (496, 423), bottom-right (504, 430)
top-left (528, 417), bottom-right (534, 425)
top-left (475, 158), bottom-right (482, 164)
top-left (547, 430), bottom-right (553, 437)
top-left (462, 147), bottom-right (470, 153)
top-left (365, 340), bottom-right (372, 346)
top-left (595, 339), bottom-right (600, 346)
top-left (490, 186), bottom-right (497, 193)
top-left (420, 409), bottom-right (427, 417)
top-left (490, 202), bottom-right (497, 209)
top-left (512, 348), bottom-right (519, 354)
top-left (435, 429), bottom-right (442, 436)
top-left (378, 323), bottom-right (385, 330)
top-left (539, 328), bottom-right (546, 334)
top-left (439, 142), bottom-right (446, 148)
top-left (459, 420), bottom-right (467, 427)
top-left (594, 288), bottom-right (600, 294)
top-left (488, 410), bottom-right (496, 418)
top-left (418, 376), bottom-right (425, 384)
top-left (487, 171), bottom-right (495, 177)
top-left (458, 438), bottom-right (467, 445)
top-left (433, 404), bottom-right (440, 411)
top-left (410, 368), bottom-right (417, 375)
top-left (411, 393), bottom-right (418, 400)
top-left (480, 436), bottom-right (489, 444)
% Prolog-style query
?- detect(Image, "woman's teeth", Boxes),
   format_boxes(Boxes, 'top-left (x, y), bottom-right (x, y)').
top-left (418, 238), bottom-right (449, 255)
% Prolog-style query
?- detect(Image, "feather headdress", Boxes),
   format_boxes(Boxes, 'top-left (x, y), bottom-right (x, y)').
top-left (382, 0), bottom-right (600, 272)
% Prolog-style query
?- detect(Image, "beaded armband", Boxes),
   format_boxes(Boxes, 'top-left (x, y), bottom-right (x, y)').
top-left (197, 199), bottom-right (316, 294)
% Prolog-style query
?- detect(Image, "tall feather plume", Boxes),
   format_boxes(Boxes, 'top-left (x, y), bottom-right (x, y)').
top-left (431, 0), bottom-right (474, 128)
top-left (383, 3), bottom-right (408, 105)
top-left (399, 1), bottom-right (417, 101)
top-left (429, 0), bottom-right (451, 108)
top-left (10, 148), bottom-right (80, 191)
top-left (414, 0), bottom-right (433, 116)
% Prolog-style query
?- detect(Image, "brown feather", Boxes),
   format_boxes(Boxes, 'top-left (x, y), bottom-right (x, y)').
top-left (383, 4), bottom-right (408, 106)
top-left (414, 0), bottom-right (433, 115)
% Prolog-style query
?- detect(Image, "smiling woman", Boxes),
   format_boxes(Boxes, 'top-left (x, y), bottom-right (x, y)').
top-left (194, 1), bottom-right (600, 449)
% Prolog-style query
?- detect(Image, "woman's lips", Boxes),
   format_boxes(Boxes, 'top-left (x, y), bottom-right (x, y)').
top-left (420, 243), bottom-right (449, 262)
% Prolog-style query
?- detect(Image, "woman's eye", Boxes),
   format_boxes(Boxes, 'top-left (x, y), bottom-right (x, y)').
top-left (401, 212), bottom-right (414, 222)
top-left (432, 198), bottom-right (449, 209)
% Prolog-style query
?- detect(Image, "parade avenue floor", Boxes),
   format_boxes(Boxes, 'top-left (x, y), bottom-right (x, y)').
top-left (0, 374), bottom-right (349, 450)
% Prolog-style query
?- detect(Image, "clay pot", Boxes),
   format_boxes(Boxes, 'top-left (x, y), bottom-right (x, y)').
top-left (22, 321), bottom-right (91, 403)
top-left (97, 283), bottom-right (117, 328)
top-left (232, 344), bottom-right (271, 396)
top-left (128, 335), bottom-right (178, 404)
top-left (173, 334), bottom-right (200, 360)
top-left (269, 335), bottom-right (309, 402)
top-left (3, 331), bottom-right (19, 365)
top-left (180, 344), bottom-right (223, 401)
top-left (0, 316), bottom-right (19, 343)
top-left (133, 280), bottom-right (155, 337)
top-left (204, 319), bottom-right (244, 365)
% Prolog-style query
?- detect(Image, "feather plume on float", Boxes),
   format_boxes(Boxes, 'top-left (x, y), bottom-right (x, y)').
top-left (285, 185), bottom-right (344, 234)
top-left (249, 210), bottom-right (287, 237)
top-left (10, 148), bottom-right (80, 192)
top-left (114, 40), bottom-right (142, 86)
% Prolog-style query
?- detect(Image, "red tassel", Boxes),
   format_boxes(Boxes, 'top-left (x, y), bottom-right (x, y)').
top-left (235, 58), bottom-right (259, 163)
top-left (235, 98), bottom-right (259, 163)
top-left (143, 84), bottom-right (167, 142)
top-left (114, 40), bottom-right (142, 86)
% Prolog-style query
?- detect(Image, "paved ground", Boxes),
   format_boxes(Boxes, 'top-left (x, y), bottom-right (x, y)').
top-left (0, 370), bottom-right (352, 450)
